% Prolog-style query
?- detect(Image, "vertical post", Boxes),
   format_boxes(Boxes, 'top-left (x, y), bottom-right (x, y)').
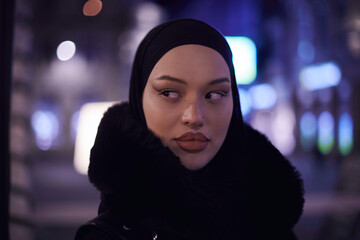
top-left (0, 0), bottom-right (15, 240)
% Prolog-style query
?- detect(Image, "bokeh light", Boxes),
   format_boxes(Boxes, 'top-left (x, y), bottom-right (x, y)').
top-left (300, 112), bottom-right (317, 151)
top-left (300, 62), bottom-right (341, 91)
top-left (238, 88), bottom-right (252, 116)
top-left (317, 111), bottom-right (335, 155)
top-left (136, 2), bottom-right (163, 27)
top-left (338, 113), bottom-right (353, 156)
top-left (31, 110), bottom-right (59, 150)
top-left (226, 36), bottom-right (257, 85)
top-left (56, 40), bottom-right (76, 61)
top-left (83, 0), bottom-right (103, 17)
top-left (74, 101), bottom-right (116, 175)
top-left (271, 104), bottom-right (296, 156)
top-left (249, 83), bottom-right (277, 110)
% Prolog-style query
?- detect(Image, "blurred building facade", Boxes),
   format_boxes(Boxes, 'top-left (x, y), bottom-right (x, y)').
top-left (9, 0), bottom-right (360, 239)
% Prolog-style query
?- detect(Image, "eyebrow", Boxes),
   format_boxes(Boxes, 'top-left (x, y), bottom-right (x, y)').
top-left (156, 75), bottom-right (187, 84)
top-left (155, 75), bottom-right (230, 85)
top-left (208, 77), bottom-right (230, 85)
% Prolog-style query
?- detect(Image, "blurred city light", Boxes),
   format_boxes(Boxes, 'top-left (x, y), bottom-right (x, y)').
top-left (300, 112), bottom-right (317, 151)
top-left (74, 101), bottom-right (117, 175)
top-left (48, 55), bottom-right (88, 88)
top-left (71, 111), bottom-right (80, 140)
top-left (338, 113), bottom-right (353, 156)
top-left (83, 0), bottom-right (103, 16)
top-left (118, 2), bottom-right (163, 65)
top-left (238, 88), bottom-right (252, 116)
top-left (317, 111), bottom-right (335, 155)
top-left (297, 40), bottom-right (315, 63)
top-left (251, 111), bottom-right (272, 142)
top-left (225, 36), bottom-right (257, 85)
top-left (299, 62), bottom-right (342, 91)
top-left (56, 40), bottom-right (76, 61)
top-left (249, 83), bottom-right (277, 110)
top-left (271, 104), bottom-right (296, 156)
top-left (31, 110), bottom-right (59, 150)
top-left (136, 2), bottom-right (163, 27)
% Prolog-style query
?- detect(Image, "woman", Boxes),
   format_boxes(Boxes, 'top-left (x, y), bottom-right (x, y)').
top-left (75, 19), bottom-right (304, 240)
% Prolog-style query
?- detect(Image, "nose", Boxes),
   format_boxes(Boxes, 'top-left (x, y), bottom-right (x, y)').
top-left (182, 100), bottom-right (204, 129)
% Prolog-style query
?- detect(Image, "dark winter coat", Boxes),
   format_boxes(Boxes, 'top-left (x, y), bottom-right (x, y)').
top-left (75, 102), bottom-right (304, 240)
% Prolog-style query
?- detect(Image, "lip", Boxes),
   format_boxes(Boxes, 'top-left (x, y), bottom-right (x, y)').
top-left (174, 132), bottom-right (210, 152)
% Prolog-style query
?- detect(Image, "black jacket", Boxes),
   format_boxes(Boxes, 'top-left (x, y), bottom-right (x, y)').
top-left (75, 102), bottom-right (304, 240)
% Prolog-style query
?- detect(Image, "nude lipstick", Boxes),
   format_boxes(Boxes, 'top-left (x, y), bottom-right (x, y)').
top-left (174, 132), bottom-right (210, 152)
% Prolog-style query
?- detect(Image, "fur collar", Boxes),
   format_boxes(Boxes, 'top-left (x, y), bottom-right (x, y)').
top-left (88, 102), bottom-right (304, 239)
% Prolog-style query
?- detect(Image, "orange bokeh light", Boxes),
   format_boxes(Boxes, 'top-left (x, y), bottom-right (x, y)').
top-left (83, 0), bottom-right (102, 16)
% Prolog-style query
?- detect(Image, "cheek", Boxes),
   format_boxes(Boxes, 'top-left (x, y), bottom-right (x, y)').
top-left (209, 101), bottom-right (233, 142)
top-left (143, 93), bottom-right (177, 144)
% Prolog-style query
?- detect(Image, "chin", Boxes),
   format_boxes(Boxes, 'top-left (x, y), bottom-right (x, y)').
top-left (179, 155), bottom-right (212, 171)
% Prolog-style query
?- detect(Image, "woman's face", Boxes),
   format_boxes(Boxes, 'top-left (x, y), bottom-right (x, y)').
top-left (142, 44), bottom-right (233, 170)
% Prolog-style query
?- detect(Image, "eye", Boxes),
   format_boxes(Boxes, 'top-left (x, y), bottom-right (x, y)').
top-left (160, 90), bottom-right (180, 99)
top-left (206, 92), bottom-right (225, 100)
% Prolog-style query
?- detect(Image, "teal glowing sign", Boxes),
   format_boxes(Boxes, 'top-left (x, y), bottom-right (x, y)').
top-left (226, 36), bottom-right (257, 85)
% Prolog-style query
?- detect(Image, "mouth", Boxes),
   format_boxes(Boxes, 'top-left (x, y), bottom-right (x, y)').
top-left (174, 132), bottom-right (210, 153)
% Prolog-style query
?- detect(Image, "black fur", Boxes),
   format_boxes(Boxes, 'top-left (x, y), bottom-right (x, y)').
top-left (87, 102), bottom-right (304, 240)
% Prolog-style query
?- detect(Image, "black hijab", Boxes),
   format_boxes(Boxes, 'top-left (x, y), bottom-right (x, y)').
top-left (129, 19), bottom-right (243, 133)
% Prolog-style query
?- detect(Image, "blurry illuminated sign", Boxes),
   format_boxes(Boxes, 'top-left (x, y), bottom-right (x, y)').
top-left (225, 36), bottom-right (257, 85)
top-left (299, 62), bottom-right (341, 91)
top-left (74, 101), bottom-right (117, 175)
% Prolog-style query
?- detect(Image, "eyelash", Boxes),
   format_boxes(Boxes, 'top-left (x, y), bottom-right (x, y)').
top-left (159, 90), bottom-right (180, 99)
top-left (205, 92), bottom-right (227, 100)
top-left (159, 90), bottom-right (228, 101)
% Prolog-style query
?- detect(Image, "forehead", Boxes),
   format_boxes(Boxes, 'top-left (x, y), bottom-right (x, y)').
top-left (150, 44), bottom-right (230, 79)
